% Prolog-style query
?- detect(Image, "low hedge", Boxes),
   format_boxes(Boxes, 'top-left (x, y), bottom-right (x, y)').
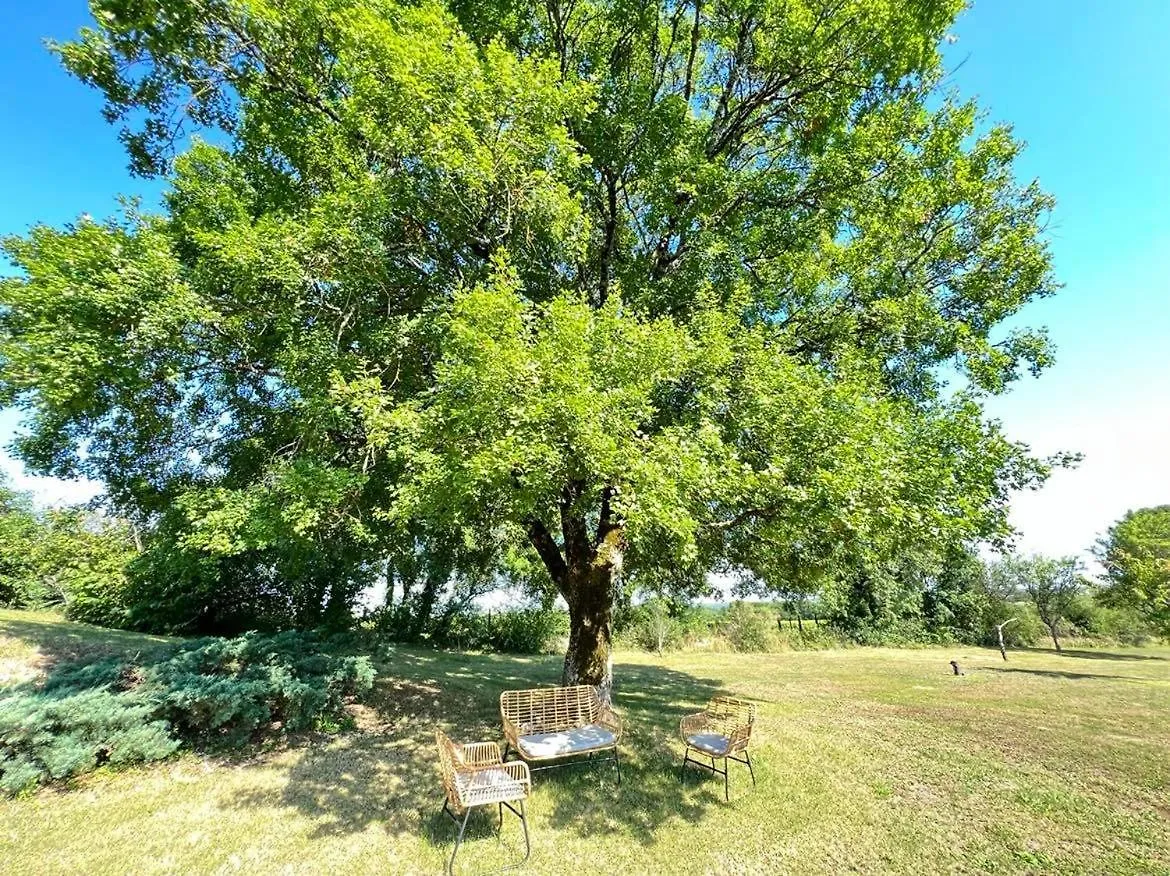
top-left (0, 630), bottom-right (375, 795)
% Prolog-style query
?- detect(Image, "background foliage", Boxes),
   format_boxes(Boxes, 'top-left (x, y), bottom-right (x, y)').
top-left (0, 477), bottom-right (136, 626)
top-left (1096, 505), bottom-right (1170, 636)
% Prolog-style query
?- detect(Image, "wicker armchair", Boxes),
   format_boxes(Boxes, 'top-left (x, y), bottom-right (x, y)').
top-left (435, 729), bottom-right (531, 875)
top-left (679, 696), bottom-right (757, 800)
top-left (500, 685), bottom-right (622, 783)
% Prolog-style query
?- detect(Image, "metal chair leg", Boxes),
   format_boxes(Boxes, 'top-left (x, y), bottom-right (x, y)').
top-left (745, 749), bottom-right (756, 786)
top-left (519, 800), bottom-right (531, 864)
top-left (724, 757), bottom-right (730, 801)
top-left (447, 807), bottom-right (472, 876)
top-left (680, 748), bottom-right (690, 782)
top-left (613, 746), bottom-right (621, 785)
top-left (498, 802), bottom-right (504, 834)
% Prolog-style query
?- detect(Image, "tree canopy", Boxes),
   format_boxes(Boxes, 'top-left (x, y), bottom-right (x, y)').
top-left (1097, 506), bottom-right (1170, 636)
top-left (0, 0), bottom-right (1066, 687)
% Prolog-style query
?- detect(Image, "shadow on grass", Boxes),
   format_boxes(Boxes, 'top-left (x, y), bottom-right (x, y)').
top-left (985, 667), bottom-right (1142, 682)
top-left (0, 612), bottom-right (172, 674)
top-left (1015, 647), bottom-right (1167, 662)
top-left (230, 647), bottom-right (733, 850)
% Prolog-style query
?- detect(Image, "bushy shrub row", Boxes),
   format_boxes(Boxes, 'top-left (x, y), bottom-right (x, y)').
top-left (618, 595), bottom-right (1159, 654)
top-left (614, 599), bottom-right (842, 653)
top-left (0, 631), bottom-right (375, 795)
top-left (369, 605), bottom-right (569, 654)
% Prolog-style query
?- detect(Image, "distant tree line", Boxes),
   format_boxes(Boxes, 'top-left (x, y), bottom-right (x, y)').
top-left (2, 475), bottom-right (1166, 652)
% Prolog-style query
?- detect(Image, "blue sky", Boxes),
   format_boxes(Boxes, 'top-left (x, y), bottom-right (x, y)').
top-left (1, 1), bottom-right (1167, 564)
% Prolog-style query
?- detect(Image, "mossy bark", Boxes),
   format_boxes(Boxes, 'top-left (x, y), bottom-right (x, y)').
top-left (526, 485), bottom-right (622, 700)
top-left (561, 564), bottom-right (615, 698)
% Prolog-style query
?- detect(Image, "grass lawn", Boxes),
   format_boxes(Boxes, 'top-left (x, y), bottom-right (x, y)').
top-left (2, 608), bottom-right (1168, 875)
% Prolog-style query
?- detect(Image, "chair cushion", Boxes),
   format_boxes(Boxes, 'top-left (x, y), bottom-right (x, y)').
top-left (517, 724), bottom-right (617, 759)
top-left (685, 732), bottom-right (731, 755)
top-left (456, 767), bottom-right (526, 805)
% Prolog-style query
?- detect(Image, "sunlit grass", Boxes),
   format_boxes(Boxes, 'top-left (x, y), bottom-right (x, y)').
top-left (1, 609), bottom-right (1168, 874)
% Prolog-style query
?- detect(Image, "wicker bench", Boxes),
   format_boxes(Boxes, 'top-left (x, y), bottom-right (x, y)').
top-left (500, 685), bottom-right (622, 783)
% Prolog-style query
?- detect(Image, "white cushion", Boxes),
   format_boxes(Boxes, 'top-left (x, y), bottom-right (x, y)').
top-left (686, 732), bottom-right (731, 755)
top-left (517, 724), bottom-right (617, 759)
top-left (456, 767), bottom-right (526, 804)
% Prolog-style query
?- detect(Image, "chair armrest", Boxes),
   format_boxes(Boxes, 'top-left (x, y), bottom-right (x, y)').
top-left (598, 704), bottom-right (623, 738)
top-left (500, 759), bottom-right (531, 793)
top-left (679, 711), bottom-right (711, 737)
top-left (728, 721), bottom-right (752, 751)
top-left (501, 715), bottom-right (522, 747)
top-left (460, 741), bottom-right (502, 767)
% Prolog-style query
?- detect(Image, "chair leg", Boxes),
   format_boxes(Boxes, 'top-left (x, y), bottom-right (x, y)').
top-left (745, 749), bottom-right (756, 786)
top-left (518, 800), bottom-right (531, 864)
top-left (498, 802), bottom-right (504, 834)
top-left (680, 748), bottom-right (690, 783)
top-left (447, 807), bottom-right (472, 876)
top-left (724, 757), bottom-right (730, 802)
top-left (613, 746), bottom-right (621, 785)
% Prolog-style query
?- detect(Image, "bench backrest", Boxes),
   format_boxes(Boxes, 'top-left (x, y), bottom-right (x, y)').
top-left (500, 685), bottom-right (602, 735)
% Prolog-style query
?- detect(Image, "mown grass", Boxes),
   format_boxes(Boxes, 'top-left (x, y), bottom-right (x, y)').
top-left (1, 608), bottom-right (1168, 875)
top-left (0, 609), bottom-right (172, 685)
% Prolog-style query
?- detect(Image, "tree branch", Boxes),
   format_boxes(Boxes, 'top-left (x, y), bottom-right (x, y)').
top-left (527, 518), bottom-right (568, 586)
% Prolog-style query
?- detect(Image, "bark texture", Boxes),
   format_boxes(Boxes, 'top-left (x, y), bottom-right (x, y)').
top-left (527, 485), bottom-right (622, 699)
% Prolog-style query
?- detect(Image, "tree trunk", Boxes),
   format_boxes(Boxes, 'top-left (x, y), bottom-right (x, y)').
top-left (995, 618), bottom-right (1016, 661)
top-left (526, 485), bottom-right (622, 701)
top-left (410, 569), bottom-right (443, 640)
top-left (562, 567), bottom-right (614, 697)
top-left (1048, 622), bottom-right (1062, 652)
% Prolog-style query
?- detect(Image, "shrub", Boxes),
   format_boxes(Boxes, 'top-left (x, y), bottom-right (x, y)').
top-left (483, 608), bottom-right (567, 654)
top-left (720, 601), bottom-right (776, 652)
top-left (369, 604), bottom-right (569, 655)
top-left (773, 622), bottom-right (843, 650)
top-left (0, 489), bottom-right (137, 623)
top-left (1065, 596), bottom-right (1155, 646)
top-left (63, 568), bottom-right (131, 628)
top-left (0, 687), bottom-right (179, 795)
top-left (0, 630), bottom-right (375, 794)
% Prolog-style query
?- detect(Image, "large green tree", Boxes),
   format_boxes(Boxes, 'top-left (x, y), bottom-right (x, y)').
top-left (1, 0), bottom-right (1065, 689)
top-left (1096, 506), bottom-right (1170, 636)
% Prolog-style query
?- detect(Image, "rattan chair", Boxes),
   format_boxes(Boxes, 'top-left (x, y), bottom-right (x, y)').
top-left (679, 696), bottom-right (757, 801)
top-left (435, 729), bottom-right (531, 875)
top-left (500, 685), bottom-right (622, 782)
